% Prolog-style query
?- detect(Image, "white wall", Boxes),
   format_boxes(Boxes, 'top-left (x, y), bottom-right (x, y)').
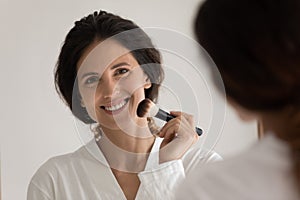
top-left (1, 0), bottom-right (257, 199)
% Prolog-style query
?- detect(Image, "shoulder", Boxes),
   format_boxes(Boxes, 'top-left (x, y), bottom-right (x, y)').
top-left (29, 144), bottom-right (92, 185)
top-left (182, 143), bottom-right (260, 185)
top-left (176, 150), bottom-right (254, 200)
top-left (177, 135), bottom-right (298, 199)
top-left (27, 145), bottom-right (93, 198)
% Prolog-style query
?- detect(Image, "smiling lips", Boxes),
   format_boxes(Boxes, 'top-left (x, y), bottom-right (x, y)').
top-left (100, 98), bottom-right (130, 114)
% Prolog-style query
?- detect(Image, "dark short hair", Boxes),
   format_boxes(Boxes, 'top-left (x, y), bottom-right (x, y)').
top-left (54, 11), bottom-right (164, 124)
top-left (194, 0), bottom-right (300, 191)
top-left (195, 0), bottom-right (300, 111)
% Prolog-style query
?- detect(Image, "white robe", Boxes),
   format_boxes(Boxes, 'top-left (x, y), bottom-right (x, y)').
top-left (27, 137), bottom-right (221, 200)
top-left (175, 133), bottom-right (299, 200)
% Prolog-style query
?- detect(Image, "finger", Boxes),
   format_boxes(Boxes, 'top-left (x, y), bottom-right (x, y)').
top-left (162, 124), bottom-right (180, 140)
top-left (159, 125), bottom-right (181, 149)
top-left (170, 111), bottom-right (193, 122)
top-left (170, 111), bottom-right (182, 117)
top-left (159, 118), bottom-right (181, 137)
top-left (159, 122), bottom-right (180, 146)
top-left (177, 112), bottom-right (194, 124)
top-left (171, 111), bottom-right (195, 127)
top-left (160, 117), bottom-right (195, 139)
top-left (161, 119), bottom-right (195, 140)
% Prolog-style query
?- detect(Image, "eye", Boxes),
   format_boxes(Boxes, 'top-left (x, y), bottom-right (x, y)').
top-left (84, 76), bottom-right (99, 86)
top-left (115, 68), bottom-right (129, 76)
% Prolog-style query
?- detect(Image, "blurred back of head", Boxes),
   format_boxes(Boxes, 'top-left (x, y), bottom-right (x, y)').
top-left (194, 0), bottom-right (300, 191)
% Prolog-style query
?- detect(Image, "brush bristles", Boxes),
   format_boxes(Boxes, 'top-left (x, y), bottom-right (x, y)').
top-left (137, 98), bottom-right (158, 118)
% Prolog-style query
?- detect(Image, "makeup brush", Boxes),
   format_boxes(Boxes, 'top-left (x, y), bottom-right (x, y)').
top-left (137, 98), bottom-right (203, 136)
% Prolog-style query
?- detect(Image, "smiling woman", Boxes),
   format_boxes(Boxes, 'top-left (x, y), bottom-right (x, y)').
top-left (26, 10), bottom-right (221, 200)
top-left (77, 46), bottom-right (152, 132)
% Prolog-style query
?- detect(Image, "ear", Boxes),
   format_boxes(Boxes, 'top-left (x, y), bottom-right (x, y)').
top-left (144, 77), bottom-right (152, 89)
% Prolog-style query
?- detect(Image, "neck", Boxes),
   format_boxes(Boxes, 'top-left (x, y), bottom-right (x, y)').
top-left (97, 125), bottom-right (156, 172)
top-left (100, 124), bottom-right (155, 153)
top-left (260, 106), bottom-right (300, 139)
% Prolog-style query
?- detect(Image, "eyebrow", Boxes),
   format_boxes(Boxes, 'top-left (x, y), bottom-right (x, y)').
top-left (110, 62), bottom-right (131, 70)
top-left (80, 62), bottom-right (131, 80)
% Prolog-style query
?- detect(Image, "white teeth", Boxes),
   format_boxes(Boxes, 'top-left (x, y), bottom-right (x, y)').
top-left (104, 100), bottom-right (127, 111)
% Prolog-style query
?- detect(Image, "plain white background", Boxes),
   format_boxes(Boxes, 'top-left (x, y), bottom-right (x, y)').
top-left (1, 0), bottom-right (257, 199)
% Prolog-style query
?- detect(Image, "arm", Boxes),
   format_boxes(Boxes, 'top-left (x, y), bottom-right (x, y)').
top-left (136, 112), bottom-right (198, 200)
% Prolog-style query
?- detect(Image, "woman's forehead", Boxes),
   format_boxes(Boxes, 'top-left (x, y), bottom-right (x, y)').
top-left (77, 40), bottom-right (138, 76)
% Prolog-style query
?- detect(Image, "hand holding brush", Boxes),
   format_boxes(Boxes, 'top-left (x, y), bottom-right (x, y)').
top-left (137, 98), bottom-right (201, 163)
top-left (137, 98), bottom-right (203, 136)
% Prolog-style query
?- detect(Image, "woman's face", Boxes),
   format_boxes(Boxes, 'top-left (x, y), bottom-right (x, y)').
top-left (77, 41), bottom-right (151, 131)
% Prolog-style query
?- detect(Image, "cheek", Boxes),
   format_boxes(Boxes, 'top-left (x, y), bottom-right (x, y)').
top-left (80, 89), bottom-right (95, 106)
top-left (127, 88), bottom-right (146, 118)
top-left (118, 71), bottom-right (146, 95)
top-left (132, 88), bottom-right (146, 101)
top-left (122, 80), bottom-right (143, 94)
top-left (79, 88), bottom-right (98, 120)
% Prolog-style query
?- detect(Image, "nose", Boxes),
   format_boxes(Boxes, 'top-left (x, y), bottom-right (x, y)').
top-left (97, 78), bottom-right (120, 99)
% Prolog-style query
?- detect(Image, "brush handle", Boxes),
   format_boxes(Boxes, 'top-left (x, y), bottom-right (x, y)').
top-left (195, 127), bottom-right (203, 136)
top-left (155, 109), bottom-right (174, 122)
top-left (155, 109), bottom-right (203, 136)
